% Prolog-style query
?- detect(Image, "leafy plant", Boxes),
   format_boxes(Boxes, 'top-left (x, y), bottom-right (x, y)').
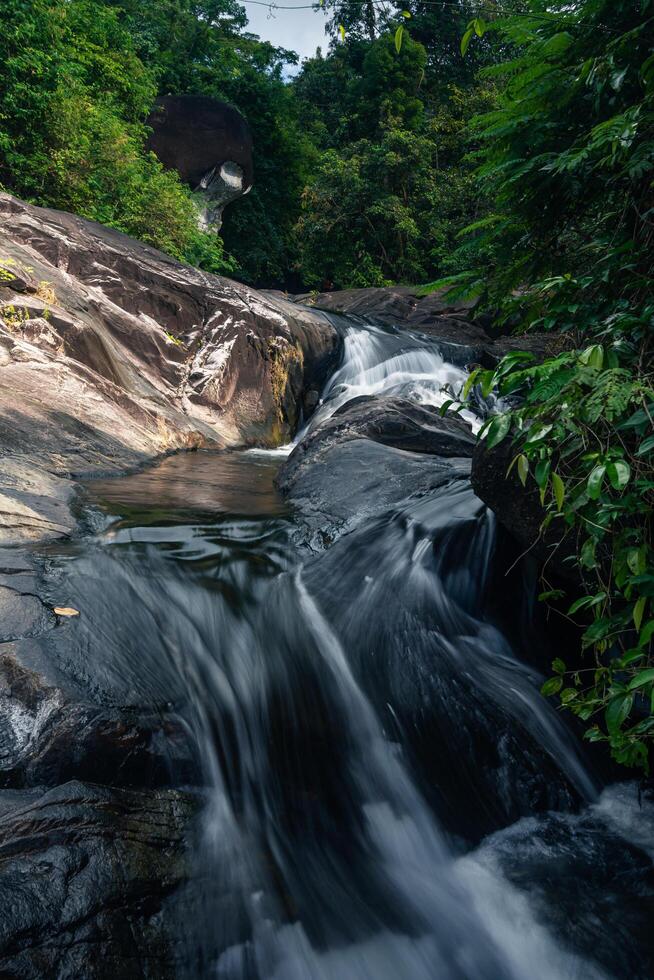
top-left (448, 0), bottom-right (654, 772)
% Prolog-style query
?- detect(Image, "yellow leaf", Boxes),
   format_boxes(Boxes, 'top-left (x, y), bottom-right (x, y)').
top-left (54, 606), bottom-right (80, 617)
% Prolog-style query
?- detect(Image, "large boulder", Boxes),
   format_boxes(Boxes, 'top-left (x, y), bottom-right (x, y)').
top-left (277, 396), bottom-right (592, 838)
top-left (468, 792), bottom-right (654, 979)
top-left (288, 394), bottom-right (476, 463)
top-left (0, 194), bottom-right (340, 544)
top-left (471, 438), bottom-right (578, 584)
top-left (277, 397), bottom-right (473, 548)
top-left (0, 780), bottom-right (196, 979)
top-left (146, 95), bottom-right (254, 231)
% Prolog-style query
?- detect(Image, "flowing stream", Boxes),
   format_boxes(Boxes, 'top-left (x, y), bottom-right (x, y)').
top-left (45, 319), bottom-right (654, 978)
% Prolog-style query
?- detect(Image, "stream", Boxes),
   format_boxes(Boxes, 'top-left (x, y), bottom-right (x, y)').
top-left (43, 319), bottom-right (654, 978)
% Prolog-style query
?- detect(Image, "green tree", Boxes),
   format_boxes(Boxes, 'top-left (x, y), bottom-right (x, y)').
top-left (445, 0), bottom-right (654, 770)
top-left (0, 0), bottom-right (232, 270)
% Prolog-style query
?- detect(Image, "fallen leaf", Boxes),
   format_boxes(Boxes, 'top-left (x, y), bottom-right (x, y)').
top-left (54, 606), bottom-right (79, 617)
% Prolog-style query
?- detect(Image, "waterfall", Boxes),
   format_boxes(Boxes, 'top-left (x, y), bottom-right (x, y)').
top-left (46, 315), bottom-right (653, 979)
top-left (297, 321), bottom-right (481, 441)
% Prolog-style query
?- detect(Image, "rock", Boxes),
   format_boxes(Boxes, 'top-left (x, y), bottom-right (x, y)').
top-left (146, 96), bottom-right (254, 231)
top-left (0, 780), bottom-right (196, 979)
top-left (293, 285), bottom-right (477, 323)
top-left (0, 261), bottom-right (38, 294)
top-left (299, 487), bottom-right (590, 842)
top-left (472, 795), bottom-right (654, 979)
top-left (282, 395), bottom-right (474, 489)
top-left (0, 587), bottom-right (53, 643)
top-left (0, 193), bottom-right (340, 544)
top-left (471, 437), bottom-right (578, 583)
top-left (0, 194), bottom-right (343, 975)
top-left (277, 397), bottom-right (472, 548)
top-left (0, 654), bottom-right (197, 791)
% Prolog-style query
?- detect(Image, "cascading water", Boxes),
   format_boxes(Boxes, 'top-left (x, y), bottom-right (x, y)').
top-left (44, 318), bottom-right (654, 979)
top-left (296, 320), bottom-right (481, 442)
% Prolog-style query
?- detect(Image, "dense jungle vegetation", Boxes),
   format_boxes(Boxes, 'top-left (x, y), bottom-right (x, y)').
top-left (1, 0), bottom-right (652, 772)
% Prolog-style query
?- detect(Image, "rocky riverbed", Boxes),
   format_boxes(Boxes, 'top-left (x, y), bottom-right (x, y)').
top-left (0, 197), bottom-right (652, 979)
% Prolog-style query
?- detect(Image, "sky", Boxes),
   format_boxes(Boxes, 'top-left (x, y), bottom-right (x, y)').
top-left (241, 1), bottom-right (330, 67)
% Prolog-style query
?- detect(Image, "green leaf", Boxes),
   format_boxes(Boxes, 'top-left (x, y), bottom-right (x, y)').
top-left (473, 17), bottom-right (486, 36)
top-left (480, 370), bottom-right (496, 398)
top-left (462, 369), bottom-right (479, 401)
top-left (551, 471), bottom-right (565, 511)
top-left (525, 423), bottom-right (553, 444)
top-left (607, 460), bottom-right (631, 490)
top-left (637, 435), bottom-right (654, 456)
top-left (628, 669), bottom-right (654, 691)
top-left (394, 25), bottom-right (404, 54)
top-left (460, 27), bottom-right (473, 56)
top-left (539, 589), bottom-right (565, 602)
top-left (534, 459), bottom-right (551, 491)
top-left (339, 23), bottom-right (345, 41)
top-left (639, 620), bottom-right (654, 648)
top-left (579, 344), bottom-right (604, 370)
top-left (485, 413), bottom-right (511, 449)
top-left (401, 9), bottom-right (411, 17)
top-left (580, 538), bottom-right (597, 569)
top-left (634, 596), bottom-right (647, 631)
top-left (627, 546), bottom-right (646, 576)
top-left (517, 454), bottom-right (529, 486)
top-left (587, 464), bottom-right (606, 499)
top-left (439, 400), bottom-right (455, 417)
top-left (569, 592), bottom-right (606, 615)
top-left (552, 658), bottom-right (566, 674)
top-left (541, 677), bottom-right (563, 697)
top-left (605, 693), bottom-right (634, 734)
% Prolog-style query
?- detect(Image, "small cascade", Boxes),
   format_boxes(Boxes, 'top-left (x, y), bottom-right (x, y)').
top-left (44, 315), bottom-right (654, 979)
top-left (297, 321), bottom-right (480, 442)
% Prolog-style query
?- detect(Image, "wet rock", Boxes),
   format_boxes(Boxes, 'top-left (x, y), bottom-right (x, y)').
top-left (278, 396), bottom-right (474, 546)
top-left (301, 495), bottom-right (590, 842)
top-left (293, 285), bottom-right (477, 324)
top-left (292, 286), bottom-right (560, 370)
top-left (0, 194), bottom-right (340, 546)
top-left (0, 588), bottom-right (53, 643)
top-left (0, 780), bottom-right (196, 979)
top-left (471, 438), bottom-right (578, 584)
top-left (278, 436), bottom-right (470, 549)
top-left (475, 794), bottom-right (654, 979)
top-left (289, 395), bottom-right (475, 467)
top-left (0, 655), bottom-right (197, 791)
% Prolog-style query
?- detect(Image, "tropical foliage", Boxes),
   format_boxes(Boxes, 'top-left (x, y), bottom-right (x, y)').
top-left (441, 0), bottom-right (654, 771)
top-left (0, 0), bottom-right (505, 287)
top-left (0, 0), bottom-right (234, 271)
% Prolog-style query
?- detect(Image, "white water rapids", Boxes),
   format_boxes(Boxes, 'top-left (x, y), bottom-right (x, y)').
top-left (51, 316), bottom-right (654, 979)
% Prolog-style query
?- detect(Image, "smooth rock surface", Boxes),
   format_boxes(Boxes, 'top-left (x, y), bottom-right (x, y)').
top-left (277, 392), bottom-right (473, 549)
top-left (0, 194), bottom-right (340, 545)
top-left (288, 394), bottom-right (475, 467)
